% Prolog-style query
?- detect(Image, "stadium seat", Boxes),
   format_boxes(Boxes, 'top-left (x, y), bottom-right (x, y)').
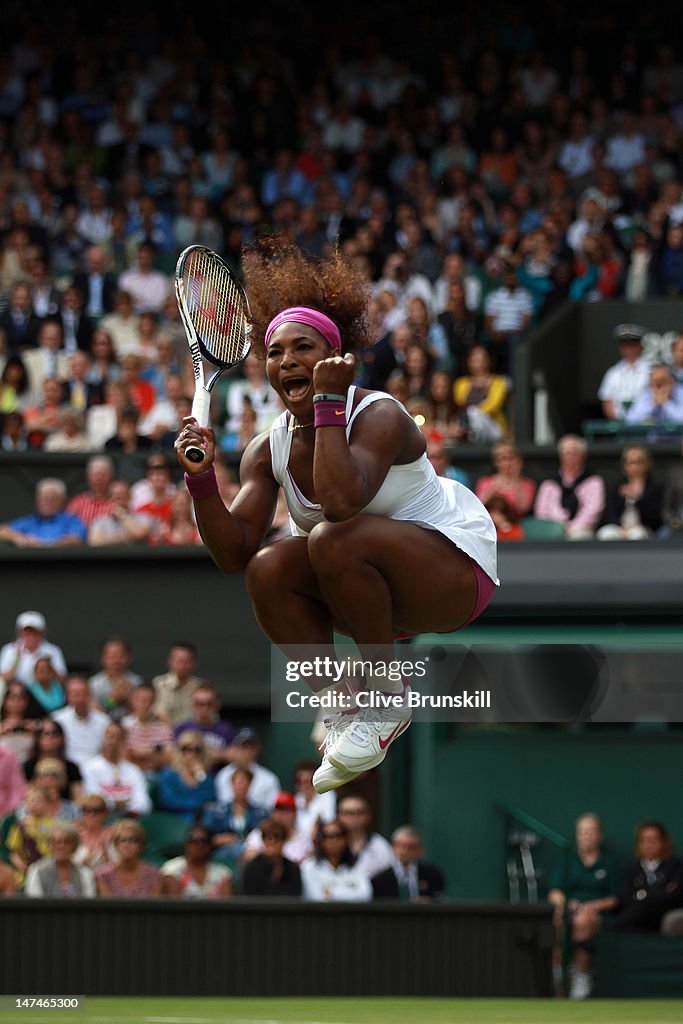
top-left (139, 812), bottom-right (188, 865)
top-left (520, 516), bottom-right (566, 540)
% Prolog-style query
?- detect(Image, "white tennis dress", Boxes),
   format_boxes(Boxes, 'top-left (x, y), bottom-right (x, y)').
top-left (269, 386), bottom-right (499, 585)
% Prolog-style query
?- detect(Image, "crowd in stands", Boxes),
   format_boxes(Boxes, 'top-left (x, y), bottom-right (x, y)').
top-left (0, 605), bottom-right (449, 900)
top-left (1, 3), bottom-right (683, 542)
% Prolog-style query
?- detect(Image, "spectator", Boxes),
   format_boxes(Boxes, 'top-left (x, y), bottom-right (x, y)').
top-left (72, 794), bottom-right (115, 872)
top-left (437, 280), bottom-right (482, 373)
top-left (56, 284), bottom-right (95, 355)
top-left (161, 824), bottom-right (233, 899)
top-left (0, 862), bottom-right (18, 895)
top-left (23, 758), bottom-right (81, 822)
top-left (0, 410), bottom-right (29, 452)
top-left (118, 242), bottom-right (171, 314)
top-left (1, 358), bottom-right (31, 413)
top-left (301, 819), bottom-right (372, 902)
top-left (104, 403), bottom-right (155, 454)
top-left (0, 610), bottom-right (67, 693)
top-left (598, 323), bottom-right (651, 421)
top-left (88, 636), bottom-right (143, 722)
top-left (336, 796), bottom-right (393, 879)
top-left (43, 408), bottom-right (95, 454)
top-left (81, 722), bottom-right (152, 817)
top-left (95, 819), bottom-right (173, 897)
top-left (453, 345), bottom-right (509, 443)
top-left (371, 824), bottom-right (447, 902)
top-left (66, 454), bottom-right (115, 528)
top-left (61, 349), bottom-right (105, 411)
top-left (485, 494), bottom-right (525, 541)
top-left (134, 454), bottom-right (176, 530)
top-left (534, 434), bottom-right (606, 540)
top-left (483, 261), bottom-right (533, 375)
top-left (155, 729), bottom-right (216, 822)
top-left (547, 812), bottom-right (620, 1001)
top-left (0, 281), bottom-right (41, 353)
top-left (669, 333), bottom-right (683, 385)
top-left (202, 766), bottom-right (269, 869)
top-left (24, 719), bottom-right (82, 802)
top-left (72, 245), bottom-right (118, 322)
top-left (0, 682), bottom-right (42, 764)
top-left (292, 759), bottom-right (336, 842)
top-left (475, 441), bottom-right (537, 518)
top-left (214, 728), bottom-right (281, 810)
top-left (120, 353), bottom-right (157, 417)
top-left (23, 377), bottom-right (68, 447)
top-left (152, 642), bottom-right (207, 727)
top-left (6, 782), bottom-right (54, 879)
top-left (596, 445), bottom-right (664, 540)
top-left (625, 363), bottom-right (683, 426)
top-left (240, 818), bottom-right (302, 897)
top-left (654, 222), bottom-right (683, 297)
top-left (173, 684), bottom-right (235, 768)
top-left (223, 352), bottom-right (283, 435)
top-left (99, 291), bottom-right (140, 360)
top-left (0, 743), bottom-right (27, 816)
top-left (0, 478), bottom-right (87, 548)
top-left (130, 452), bottom-right (177, 511)
top-left (612, 821), bottom-right (683, 932)
top-left (87, 480), bottom-right (154, 546)
top-left (153, 487), bottom-right (202, 546)
top-left (86, 380), bottom-right (132, 449)
top-left (121, 683), bottom-right (174, 777)
top-left (242, 790), bottom-right (313, 865)
top-left (87, 330), bottom-right (123, 387)
top-left (52, 677), bottom-right (110, 772)
top-left (21, 319), bottom-right (69, 405)
top-left (426, 438), bottom-right (471, 488)
top-left (26, 656), bottom-right (65, 715)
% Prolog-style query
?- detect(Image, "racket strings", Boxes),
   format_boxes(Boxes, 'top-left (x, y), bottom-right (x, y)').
top-left (182, 251), bottom-right (248, 363)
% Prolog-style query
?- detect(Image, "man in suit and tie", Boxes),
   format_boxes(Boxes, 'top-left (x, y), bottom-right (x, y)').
top-left (371, 825), bottom-right (447, 903)
top-left (57, 284), bottom-right (95, 353)
top-left (22, 319), bottom-right (71, 405)
top-left (73, 245), bottom-right (118, 323)
top-left (0, 282), bottom-right (43, 353)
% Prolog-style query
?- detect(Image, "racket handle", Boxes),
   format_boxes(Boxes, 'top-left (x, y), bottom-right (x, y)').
top-left (185, 388), bottom-right (211, 463)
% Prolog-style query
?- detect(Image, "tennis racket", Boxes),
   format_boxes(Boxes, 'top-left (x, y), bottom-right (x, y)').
top-left (175, 245), bottom-right (251, 463)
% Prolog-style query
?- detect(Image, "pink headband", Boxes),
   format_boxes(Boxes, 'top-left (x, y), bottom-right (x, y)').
top-left (264, 307), bottom-right (342, 352)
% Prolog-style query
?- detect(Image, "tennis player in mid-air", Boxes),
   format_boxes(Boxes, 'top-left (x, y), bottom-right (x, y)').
top-left (175, 238), bottom-right (498, 794)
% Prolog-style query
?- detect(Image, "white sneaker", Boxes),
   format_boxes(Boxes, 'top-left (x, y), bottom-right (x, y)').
top-left (312, 711), bottom-right (361, 794)
top-left (568, 970), bottom-right (592, 1000)
top-left (327, 685), bottom-right (412, 775)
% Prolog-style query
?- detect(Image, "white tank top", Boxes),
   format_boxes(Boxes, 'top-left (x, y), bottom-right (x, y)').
top-left (269, 386), bottom-right (499, 584)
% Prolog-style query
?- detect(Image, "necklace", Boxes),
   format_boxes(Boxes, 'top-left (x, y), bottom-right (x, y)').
top-left (288, 419), bottom-right (314, 432)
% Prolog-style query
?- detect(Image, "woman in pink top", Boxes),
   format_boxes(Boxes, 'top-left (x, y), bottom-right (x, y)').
top-left (475, 441), bottom-right (537, 519)
top-left (95, 819), bottom-right (177, 897)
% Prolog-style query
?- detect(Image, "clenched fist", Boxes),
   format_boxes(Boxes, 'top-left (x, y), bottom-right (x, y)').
top-left (312, 352), bottom-right (356, 395)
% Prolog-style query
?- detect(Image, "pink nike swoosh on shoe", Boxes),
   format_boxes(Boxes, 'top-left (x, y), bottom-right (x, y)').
top-left (378, 716), bottom-right (412, 749)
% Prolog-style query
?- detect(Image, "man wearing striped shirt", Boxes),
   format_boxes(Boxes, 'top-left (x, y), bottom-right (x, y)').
top-left (122, 683), bottom-right (173, 775)
top-left (66, 455), bottom-right (115, 528)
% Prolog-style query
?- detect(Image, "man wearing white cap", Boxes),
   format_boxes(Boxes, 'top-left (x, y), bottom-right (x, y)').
top-left (0, 612), bottom-right (68, 703)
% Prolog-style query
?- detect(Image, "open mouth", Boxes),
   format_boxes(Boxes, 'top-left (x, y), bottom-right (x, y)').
top-left (282, 377), bottom-right (310, 400)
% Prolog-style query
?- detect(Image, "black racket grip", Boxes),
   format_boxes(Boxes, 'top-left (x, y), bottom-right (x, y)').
top-left (184, 445), bottom-right (206, 464)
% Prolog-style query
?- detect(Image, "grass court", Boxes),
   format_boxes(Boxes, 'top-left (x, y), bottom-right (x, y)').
top-left (2, 997), bottom-right (682, 1024)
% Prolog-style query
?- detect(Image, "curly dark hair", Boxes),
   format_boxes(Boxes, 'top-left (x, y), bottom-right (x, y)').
top-left (242, 236), bottom-right (371, 358)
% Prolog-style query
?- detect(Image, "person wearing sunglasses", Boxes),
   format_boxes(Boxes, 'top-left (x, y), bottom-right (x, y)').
top-left (95, 819), bottom-right (176, 897)
top-left (156, 729), bottom-right (216, 822)
top-left (161, 824), bottom-right (233, 899)
top-left (300, 819), bottom-right (372, 902)
top-left (24, 718), bottom-right (83, 802)
top-left (24, 822), bottom-right (96, 898)
top-left (73, 796), bottom-right (115, 871)
top-left (172, 684), bottom-right (235, 770)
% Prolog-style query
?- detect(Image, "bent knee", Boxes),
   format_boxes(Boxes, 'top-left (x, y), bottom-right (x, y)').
top-left (308, 519), bottom-right (362, 572)
top-left (245, 542), bottom-right (294, 599)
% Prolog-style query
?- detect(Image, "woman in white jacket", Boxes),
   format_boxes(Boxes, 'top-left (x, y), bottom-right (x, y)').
top-left (300, 820), bottom-right (372, 902)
